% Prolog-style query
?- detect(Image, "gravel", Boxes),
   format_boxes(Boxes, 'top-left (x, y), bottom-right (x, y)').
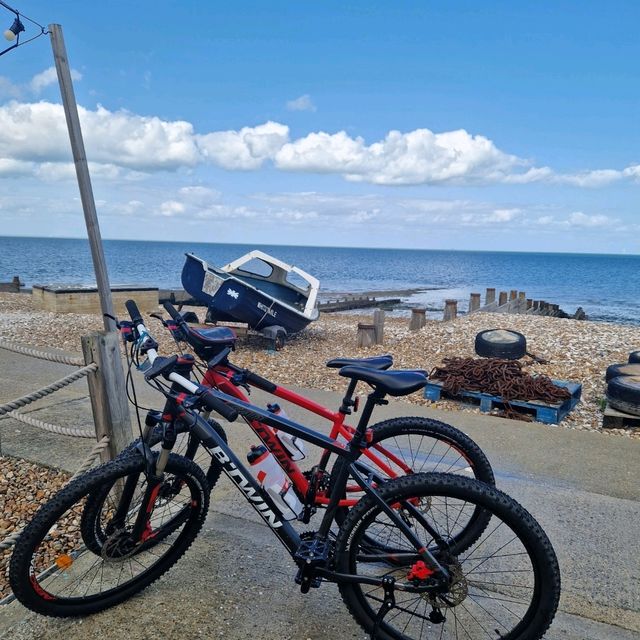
top-left (1, 291), bottom-right (639, 597)
top-left (1, 292), bottom-right (639, 440)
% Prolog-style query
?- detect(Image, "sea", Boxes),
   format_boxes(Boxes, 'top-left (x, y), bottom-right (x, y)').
top-left (1, 236), bottom-right (639, 325)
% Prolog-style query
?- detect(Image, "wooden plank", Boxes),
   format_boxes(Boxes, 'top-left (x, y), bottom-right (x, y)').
top-left (82, 331), bottom-right (133, 461)
top-left (425, 378), bottom-right (582, 424)
top-left (602, 402), bottom-right (640, 429)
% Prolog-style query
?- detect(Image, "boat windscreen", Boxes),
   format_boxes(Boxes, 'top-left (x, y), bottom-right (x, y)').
top-left (286, 271), bottom-right (311, 291)
top-left (235, 257), bottom-right (273, 278)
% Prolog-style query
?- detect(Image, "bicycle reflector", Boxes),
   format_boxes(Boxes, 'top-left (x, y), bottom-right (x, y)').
top-left (55, 554), bottom-right (74, 570)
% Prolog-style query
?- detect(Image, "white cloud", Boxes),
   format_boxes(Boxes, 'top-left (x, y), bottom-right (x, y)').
top-left (286, 94), bottom-right (317, 112)
top-left (30, 67), bottom-right (82, 94)
top-left (486, 208), bottom-right (522, 222)
top-left (196, 121), bottom-right (289, 170)
top-left (159, 200), bottom-right (186, 216)
top-left (554, 169), bottom-right (623, 188)
top-left (568, 211), bottom-right (613, 228)
top-left (0, 99), bottom-right (637, 190)
top-left (623, 165), bottom-right (640, 182)
top-left (275, 128), bottom-right (528, 185)
top-left (0, 158), bottom-right (33, 176)
top-left (0, 101), bottom-right (200, 171)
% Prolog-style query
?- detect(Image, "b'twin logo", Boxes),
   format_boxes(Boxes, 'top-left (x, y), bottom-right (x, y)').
top-left (210, 446), bottom-right (283, 529)
top-left (226, 288), bottom-right (239, 299)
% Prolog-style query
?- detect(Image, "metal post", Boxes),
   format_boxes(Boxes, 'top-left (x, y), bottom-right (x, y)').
top-left (49, 24), bottom-right (115, 332)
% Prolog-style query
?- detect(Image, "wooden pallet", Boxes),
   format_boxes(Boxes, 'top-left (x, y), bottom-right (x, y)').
top-left (602, 402), bottom-right (640, 429)
top-left (424, 379), bottom-right (582, 424)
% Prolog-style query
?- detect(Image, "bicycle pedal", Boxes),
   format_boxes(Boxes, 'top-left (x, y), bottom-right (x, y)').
top-left (294, 536), bottom-right (330, 566)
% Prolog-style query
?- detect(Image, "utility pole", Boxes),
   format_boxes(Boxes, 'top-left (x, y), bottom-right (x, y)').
top-left (49, 23), bottom-right (116, 332)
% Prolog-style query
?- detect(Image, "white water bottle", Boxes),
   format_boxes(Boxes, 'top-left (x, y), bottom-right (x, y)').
top-left (247, 445), bottom-right (303, 520)
top-left (267, 403), bottom-right (306, 461)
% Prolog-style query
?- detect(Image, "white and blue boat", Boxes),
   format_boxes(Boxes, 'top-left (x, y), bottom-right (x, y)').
top-left (181, 251), bottom-right (320, 336)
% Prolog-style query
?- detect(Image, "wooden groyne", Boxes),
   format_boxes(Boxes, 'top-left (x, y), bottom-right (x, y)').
top-left (458, 288), bottom-right (587, 321)
top-left (318, 295), bottom-right (401, 312)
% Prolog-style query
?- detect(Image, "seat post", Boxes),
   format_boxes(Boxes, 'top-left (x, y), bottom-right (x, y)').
top-left (350, 390), bottom-right (385, 449)
top-left (339, 379), bottom-right (358, 414)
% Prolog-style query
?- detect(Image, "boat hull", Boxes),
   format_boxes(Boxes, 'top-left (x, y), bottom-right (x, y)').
top-left (181, 254), bottom-right (314, 333)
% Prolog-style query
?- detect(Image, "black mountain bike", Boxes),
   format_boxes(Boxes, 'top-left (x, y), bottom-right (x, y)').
top-left (9, 301), bottom-right (560, 640)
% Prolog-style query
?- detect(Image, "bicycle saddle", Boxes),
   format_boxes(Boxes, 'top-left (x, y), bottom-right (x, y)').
top-left (326, 355), bottom-right (393, 370)
top-left (186, 325), bottom-right (237, 358)
top-left (338, 366), bottom-right (428, 397)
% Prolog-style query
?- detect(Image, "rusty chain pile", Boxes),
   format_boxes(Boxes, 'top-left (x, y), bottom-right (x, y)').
top-left (429, 357), bottom-right (571, 420)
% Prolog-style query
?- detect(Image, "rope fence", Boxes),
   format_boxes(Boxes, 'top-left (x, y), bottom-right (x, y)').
top-left (0, 339), bottom-right (113, 551)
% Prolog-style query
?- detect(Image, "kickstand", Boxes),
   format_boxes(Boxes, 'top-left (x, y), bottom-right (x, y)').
top-left (371, 576), bottom-right (395, 639)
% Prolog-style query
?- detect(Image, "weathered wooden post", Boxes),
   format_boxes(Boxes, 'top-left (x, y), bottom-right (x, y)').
top-left (518, 292), bottom-right (527, 313)
top-left (443, 299), bottom-right (458, 321)
top-left (498, 291), bottom-right (508, 306)
top-left (409, 308), bottom-right (427, 330)
top-left (373, 309), bottom-right (385, 345)
top-left (82, 332), bottom-right (133, 462)
top-left (485, 288), bottom-right (496, 305)
top-left (509, 290), bottom-right (518, 301)
top-left (526, 298), bottom-right (533, 310)
top-left (356, 323), bottom-right (377, 347)
top-left (469, 293), bottom-right (481, 313)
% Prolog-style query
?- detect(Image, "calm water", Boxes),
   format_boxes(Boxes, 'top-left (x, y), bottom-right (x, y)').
top-left (1, 236), bottom-right (638, 325)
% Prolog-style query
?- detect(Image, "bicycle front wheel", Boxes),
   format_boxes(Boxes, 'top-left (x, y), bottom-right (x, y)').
top-left (335, 473), bottom-right (560, 640)
top-left (9, 454), bottom-right (209, 617)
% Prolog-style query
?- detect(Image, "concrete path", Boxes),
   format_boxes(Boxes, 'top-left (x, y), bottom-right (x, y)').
top-left (1, 346), bottom-right (639, 639)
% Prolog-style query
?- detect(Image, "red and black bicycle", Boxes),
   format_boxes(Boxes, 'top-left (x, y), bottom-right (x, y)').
top-left (143, 301), bottom-right (496, 522)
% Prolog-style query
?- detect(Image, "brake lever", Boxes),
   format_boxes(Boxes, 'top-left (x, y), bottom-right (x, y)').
top-left (149, 312), bottom-right (169, 327)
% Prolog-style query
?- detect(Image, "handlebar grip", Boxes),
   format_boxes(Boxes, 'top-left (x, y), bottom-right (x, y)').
top-left (201, 390), bottom-right (238, 422)
top-left (163, 301), bottom-right (185, 324)
top-left (245, 371), bottom-right (277, 394)
top-left (125, 299), bottom-right (143, 325)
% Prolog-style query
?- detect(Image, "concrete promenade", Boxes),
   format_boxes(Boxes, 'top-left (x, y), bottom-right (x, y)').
top-left (0, 346), bottom-right (639, 639)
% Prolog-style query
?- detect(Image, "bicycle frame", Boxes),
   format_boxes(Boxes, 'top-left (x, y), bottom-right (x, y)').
top-left (199, 365), bottom-right (416, 508)
top-left (177, 392), bottom-right (448, 582)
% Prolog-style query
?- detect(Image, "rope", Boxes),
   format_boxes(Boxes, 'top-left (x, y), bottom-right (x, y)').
top-left (0, 340), bottom-right (85, 367)
top-left (6, 410), bottom-right (95, 438)
top-left (0, 363), bottom-right (97, 416)
top-left (0, 436), bottom-right (111, 551)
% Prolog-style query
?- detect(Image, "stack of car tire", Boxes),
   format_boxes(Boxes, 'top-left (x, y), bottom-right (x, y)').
top-left (605, 351), bottom-right (640, 416)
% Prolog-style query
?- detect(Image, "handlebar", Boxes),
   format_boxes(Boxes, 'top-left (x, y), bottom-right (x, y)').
top-left (125, 299), bottom-right (238, 422)
top-left (163, 301), bottom-right (185, 325)
top-left (125, 299), bottom-right (143, 327)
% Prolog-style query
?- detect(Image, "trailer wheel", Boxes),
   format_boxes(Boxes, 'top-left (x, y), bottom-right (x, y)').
top-left (274, 330), bottom-right (286, 351)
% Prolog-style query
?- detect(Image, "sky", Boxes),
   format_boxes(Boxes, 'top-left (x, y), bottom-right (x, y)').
top-left (0, 1), bottom-right (638, 253)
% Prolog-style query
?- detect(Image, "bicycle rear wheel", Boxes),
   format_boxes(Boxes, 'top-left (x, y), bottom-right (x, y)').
top-left (335, 473), bottom-right (560, 640)
top-left (333, 417), bottom-right (495, 549)
top-left (9, 454), bottom-right (208, 617)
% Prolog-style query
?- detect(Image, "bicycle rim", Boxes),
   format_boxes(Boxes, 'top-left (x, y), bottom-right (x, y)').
top-left (9, 454), bottom-right (208, 616)
top-left (336, 473), bottom-right (560, 640)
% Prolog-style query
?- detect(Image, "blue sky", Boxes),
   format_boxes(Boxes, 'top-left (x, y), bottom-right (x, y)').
top-left (0, 1), bottom-right (638, 253)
